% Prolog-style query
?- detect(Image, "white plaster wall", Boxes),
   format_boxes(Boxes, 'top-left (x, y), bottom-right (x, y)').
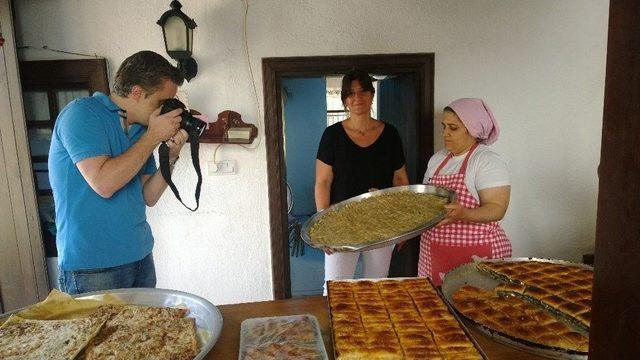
top-left (14, 0), bottom-right (608, 305)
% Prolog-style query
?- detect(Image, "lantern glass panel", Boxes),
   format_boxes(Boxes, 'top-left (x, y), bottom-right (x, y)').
top-left (188, 27), bottom-right (193, 52)
top-left (164, 16), bottom-right (187, 51)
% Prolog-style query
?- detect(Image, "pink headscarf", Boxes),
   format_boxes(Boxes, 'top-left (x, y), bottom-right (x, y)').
top-left (446, 98), bottom-right (500, 145)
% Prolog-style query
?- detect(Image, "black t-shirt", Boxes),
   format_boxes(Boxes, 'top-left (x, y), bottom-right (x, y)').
top-left (316, 122), bottom-right (406, 204)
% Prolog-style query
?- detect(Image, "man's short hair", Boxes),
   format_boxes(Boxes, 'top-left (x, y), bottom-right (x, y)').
top-left (112, 51), bottom-right (184, 97)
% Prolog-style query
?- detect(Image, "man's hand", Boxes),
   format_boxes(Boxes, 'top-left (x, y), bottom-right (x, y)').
top-left (147, 107), bottom-right (182, 143)
top-left (166, 129), bottom-right (188, 161)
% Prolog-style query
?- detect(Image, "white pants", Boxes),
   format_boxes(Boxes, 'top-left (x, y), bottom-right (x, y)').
top-left (323, 245), bottom-right (395, 295)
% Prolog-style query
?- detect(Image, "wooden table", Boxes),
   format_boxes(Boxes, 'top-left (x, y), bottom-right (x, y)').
top-left (207, 296), bottom-right (548, 359)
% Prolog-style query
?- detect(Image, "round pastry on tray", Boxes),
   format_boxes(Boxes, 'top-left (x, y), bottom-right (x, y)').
top-left (301, 185), bottom-right (455, 252)
top-left (0, 288), bottom-right (223, 360)
top-left (441, 258), bottom-right (593, 359)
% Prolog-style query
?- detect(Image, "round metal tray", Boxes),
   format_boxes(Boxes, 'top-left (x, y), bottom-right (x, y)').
top-left (301, 184), bottom-right (456, 252)
top-left (0, 288), bottom-right (222, 360)
top-left (440, 258), bottom-right (591, 360)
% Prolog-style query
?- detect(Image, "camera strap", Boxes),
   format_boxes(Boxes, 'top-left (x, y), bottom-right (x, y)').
top-left (159, 129), bottom-right (202, 211)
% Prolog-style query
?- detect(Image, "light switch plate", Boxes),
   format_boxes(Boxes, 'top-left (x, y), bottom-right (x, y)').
top-left (207, 160), bottom-right (237, 175)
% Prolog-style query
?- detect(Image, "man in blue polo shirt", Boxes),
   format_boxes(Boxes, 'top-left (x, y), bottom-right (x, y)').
top-left (49, 51), bottom-right (189, 294)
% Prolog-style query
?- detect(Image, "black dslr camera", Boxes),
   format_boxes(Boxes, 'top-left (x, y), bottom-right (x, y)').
top-left (158, 98), bottom-right (206, 212)
top-left (160, 98), bottom-right (206, 137)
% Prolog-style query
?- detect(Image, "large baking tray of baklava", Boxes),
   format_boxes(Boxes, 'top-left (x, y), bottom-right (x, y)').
top-left (302, 185), bottom-right (456, 253)
top-left (441, 258), bottom-right (592, 359)
top-left (327, 278), bottom-right (487, 359)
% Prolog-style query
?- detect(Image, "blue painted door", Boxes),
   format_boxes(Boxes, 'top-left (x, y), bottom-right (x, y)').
top-left (282, 77), bottom-right (328, 297)
top-left (377, 74), bottom-right (418, 182)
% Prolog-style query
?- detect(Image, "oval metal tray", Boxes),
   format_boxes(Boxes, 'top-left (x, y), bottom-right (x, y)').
top-left (0, 288), bottom-right (223, 360)
top-left (440, 258), bottom-right (592, 360)
top-left (301, 184), bottom-right (456, 252)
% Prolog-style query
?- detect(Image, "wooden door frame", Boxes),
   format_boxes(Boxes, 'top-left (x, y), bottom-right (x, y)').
top-left (0, 0), bottom-right (49, 311)
top-left (0, 0), bottom-right (109, 310)
top-left (263, 53), bottom-right (434, 299)
top-left (590, 0), bottom-right (640, 356)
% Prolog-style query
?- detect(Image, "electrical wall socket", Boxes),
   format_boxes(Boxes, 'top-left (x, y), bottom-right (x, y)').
top-left (207, 160), bottom-right (237, 175)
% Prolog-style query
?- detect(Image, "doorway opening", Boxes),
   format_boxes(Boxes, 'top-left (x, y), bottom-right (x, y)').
top-left (19, 59), bottom-right (110, 290)
top-left (263, 53), bottom-right (435, 299)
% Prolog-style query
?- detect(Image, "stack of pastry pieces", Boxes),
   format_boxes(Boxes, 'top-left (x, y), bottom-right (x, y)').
top-left (0, 316), bottom-right (106, 360)
top-left (381, 279), bottom-right (481, 359)
top-left (328, 279), bottom-right (482, 360)
top-left (83, 304), bottom-right (199, 359)
top-left (453, 285), bottom-right (588, 352)
top-left (477, 260), bottom-right (592, 331)
top-left (0, 303), bottom-right (199, 360)
top-left (329, 280), bottom-right (404, 359)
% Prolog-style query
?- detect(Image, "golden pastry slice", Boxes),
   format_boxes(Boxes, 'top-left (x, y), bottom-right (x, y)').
top-left (453, 285), bottom-right (588, 352)
top-left (327, 279), bottom-right (482, 360)
top-left (478, 260), bottom-right (592, 330)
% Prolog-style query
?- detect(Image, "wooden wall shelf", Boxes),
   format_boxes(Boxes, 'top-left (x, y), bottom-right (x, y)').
top-left (200, 110), bottom-right (258, 144)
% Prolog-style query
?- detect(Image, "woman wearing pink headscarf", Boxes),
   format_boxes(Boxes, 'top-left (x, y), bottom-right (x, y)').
top-left (418, 98), bottom-right (512, 285)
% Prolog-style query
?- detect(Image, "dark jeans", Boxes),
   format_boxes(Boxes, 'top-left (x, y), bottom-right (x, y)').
top-left (58, 253), bottom-right (156, 295)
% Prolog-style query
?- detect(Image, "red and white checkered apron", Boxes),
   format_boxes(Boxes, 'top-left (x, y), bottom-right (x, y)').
top-left (418, 143), bottom-right (511, 285)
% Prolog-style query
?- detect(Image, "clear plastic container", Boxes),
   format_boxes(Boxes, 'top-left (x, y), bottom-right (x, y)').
top-left (239, 314), bottom-right (328, 360)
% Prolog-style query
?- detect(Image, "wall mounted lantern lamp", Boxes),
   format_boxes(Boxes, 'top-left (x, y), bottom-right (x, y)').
top-left (157, 1), bottom-right (197, 81)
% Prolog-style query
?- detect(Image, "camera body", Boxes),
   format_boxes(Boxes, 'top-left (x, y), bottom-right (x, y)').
top-left (160, 98), bottom-right (207, 136)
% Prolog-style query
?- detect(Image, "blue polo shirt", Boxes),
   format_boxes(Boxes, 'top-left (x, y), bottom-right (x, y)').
top-left (49, 92), bottom-right (157, 271)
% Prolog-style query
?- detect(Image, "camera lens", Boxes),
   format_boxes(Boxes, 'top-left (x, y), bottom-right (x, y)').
top-left (161, 99), bottom-right (206, 137)
top-left (182, 115), bottom-right (207, 137)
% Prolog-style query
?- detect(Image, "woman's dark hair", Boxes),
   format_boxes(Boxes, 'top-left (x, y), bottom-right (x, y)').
top-left (340, 69), bottom-right (375, 105)
top-left (112, 51), bottom-right (184, 97)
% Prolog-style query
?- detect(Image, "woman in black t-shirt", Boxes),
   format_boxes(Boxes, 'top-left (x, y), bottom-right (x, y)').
top-left (315, 70), bottom-right (410, 294)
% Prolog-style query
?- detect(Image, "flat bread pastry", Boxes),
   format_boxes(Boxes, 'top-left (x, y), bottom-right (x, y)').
top-left (0, 316), bottom-right (106, 360)
top-left (94, 304), bottom-right (188, 325)
top-left (453, 285), bottom-right (588, 352)
top-left (83, 304), bottom-right (198, 360)
top-left (477, 260), bottom-right (592, 330)
top-left (328, 279), bottom-right (482, 360)
top-left (84, 317), bottom-right (198, 360)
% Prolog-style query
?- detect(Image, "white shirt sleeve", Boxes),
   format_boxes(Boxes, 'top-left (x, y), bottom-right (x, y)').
top-left (472, 149), bottom-right (510, 191)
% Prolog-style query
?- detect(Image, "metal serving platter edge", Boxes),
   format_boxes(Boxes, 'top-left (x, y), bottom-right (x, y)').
top-left (0, 288), bottom-right (222, 360)
top-left (301, 184), bottom-right (456, 252)
top-left (440, 258), bottom-right (592, 360)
